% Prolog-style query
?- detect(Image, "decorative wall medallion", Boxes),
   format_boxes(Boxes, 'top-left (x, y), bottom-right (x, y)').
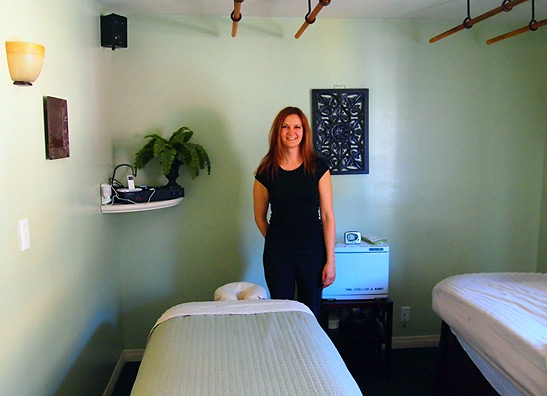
top-left (311, 89), bottom-right (369, 174)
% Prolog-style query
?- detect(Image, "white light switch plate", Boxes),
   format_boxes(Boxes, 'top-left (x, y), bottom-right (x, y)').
top-left (18, 218), bottom-right (30, 251)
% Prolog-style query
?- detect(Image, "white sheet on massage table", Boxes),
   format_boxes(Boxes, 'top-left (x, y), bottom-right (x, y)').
top-left (131, 300), bottom-right (363, 396)
top-left (432, 272), bottom-right (547, 396)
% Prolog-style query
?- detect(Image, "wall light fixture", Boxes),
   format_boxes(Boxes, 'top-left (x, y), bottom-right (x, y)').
top-left (5, 41), bottom-right (45, 86)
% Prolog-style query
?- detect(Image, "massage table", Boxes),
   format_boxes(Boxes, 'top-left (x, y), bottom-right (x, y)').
top-left (130, 299), bottom-right (363, 396)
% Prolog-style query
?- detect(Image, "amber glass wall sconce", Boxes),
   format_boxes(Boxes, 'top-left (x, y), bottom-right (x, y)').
top-left (5, 41), bottom-right (45, 86)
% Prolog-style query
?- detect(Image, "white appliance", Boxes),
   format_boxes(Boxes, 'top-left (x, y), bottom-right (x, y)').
top-left (322, 242), bottom-right (389, 300)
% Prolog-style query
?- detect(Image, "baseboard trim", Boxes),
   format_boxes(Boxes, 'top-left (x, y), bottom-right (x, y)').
top-left (103, 349), bottom-right (145, 396)
top-left (124, 349), bottom-right (145, 362)
top-left (392, 335), bottom-right (440, 349)
top-left (102, 352), bottom-right (125, 396)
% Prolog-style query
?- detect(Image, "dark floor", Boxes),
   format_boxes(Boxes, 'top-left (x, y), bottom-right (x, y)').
top-left (349, 346), bottom-right (439, 396)
top-left (112, 345), bottom-right (499, 396)
top-left (111, 362), bottom-right (140, 396)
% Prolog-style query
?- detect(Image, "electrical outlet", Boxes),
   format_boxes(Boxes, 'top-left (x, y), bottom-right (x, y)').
top-left (401, 306), bottom-right (410, 322)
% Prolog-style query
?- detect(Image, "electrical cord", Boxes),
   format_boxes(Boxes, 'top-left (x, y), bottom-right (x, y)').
top-left (110, 185), bottom-right (157, 205)
top-left (109, 163), bottom-right (135, 189)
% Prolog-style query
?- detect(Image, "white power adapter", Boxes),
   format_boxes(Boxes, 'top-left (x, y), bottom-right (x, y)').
top-left (101, 183), bottom-right (112, 204)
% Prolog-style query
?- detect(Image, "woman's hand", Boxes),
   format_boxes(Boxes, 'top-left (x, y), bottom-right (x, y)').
top-left (322, 261), bottom-right (336, 288)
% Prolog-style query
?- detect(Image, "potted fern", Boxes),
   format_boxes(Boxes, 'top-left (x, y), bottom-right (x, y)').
top-left (134, 126), bottom-right (211, 188)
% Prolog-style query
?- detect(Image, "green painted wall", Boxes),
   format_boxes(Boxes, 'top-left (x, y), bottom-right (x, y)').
top-left (539, 134), bottom-right (547, 273)
top-left (109, 16), bottom-right (546, 348)
top-left (0, 1), bottom-right (123, 395)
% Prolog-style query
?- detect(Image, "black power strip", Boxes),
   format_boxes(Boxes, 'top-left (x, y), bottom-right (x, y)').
top-left (114, 186), bottom-right (184, 204)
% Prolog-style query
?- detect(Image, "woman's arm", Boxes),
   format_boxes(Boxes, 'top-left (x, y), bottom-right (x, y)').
top-left (253, 179), bottom-right (269, 238)
top-left (319, 171), bottom-right (336, 288)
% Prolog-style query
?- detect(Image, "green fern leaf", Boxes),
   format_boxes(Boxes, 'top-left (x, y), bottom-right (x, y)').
top-left (134, 139), bottom-right (156, 169)
top-left (194, 144), bottom-right (211, 174)
top-left (160, 147), bottom-right (177, 175)
top-left (171, 127), bottom-right (193, 144)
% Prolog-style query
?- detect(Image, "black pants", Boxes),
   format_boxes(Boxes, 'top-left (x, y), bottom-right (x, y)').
top-left (263, 231), bottom-right (325, 318)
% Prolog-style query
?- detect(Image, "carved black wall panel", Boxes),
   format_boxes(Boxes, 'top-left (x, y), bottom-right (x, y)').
top-left (311, 89), bottom-right (369, 174)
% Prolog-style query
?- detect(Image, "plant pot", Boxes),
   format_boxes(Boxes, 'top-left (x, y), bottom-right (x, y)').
top-left (165, 159), bottom-right (182, 188)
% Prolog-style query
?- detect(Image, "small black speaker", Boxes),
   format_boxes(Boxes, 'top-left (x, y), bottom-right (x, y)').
top-left (100, 14), bottom-right (127, 50)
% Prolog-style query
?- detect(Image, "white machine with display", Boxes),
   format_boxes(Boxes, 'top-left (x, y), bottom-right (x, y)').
top-left (322, 242), bottom-right (389, 300)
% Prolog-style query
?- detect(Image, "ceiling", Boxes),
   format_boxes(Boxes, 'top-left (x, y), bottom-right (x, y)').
top-left (96, 0), bottom-right (544, 23)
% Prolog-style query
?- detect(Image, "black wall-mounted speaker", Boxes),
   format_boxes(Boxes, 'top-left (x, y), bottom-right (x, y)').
top-left (100, 14), bottom-right (127, 50)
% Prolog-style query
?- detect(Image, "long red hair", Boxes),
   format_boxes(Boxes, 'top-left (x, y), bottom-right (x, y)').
top-left (256, 106), bottom-right (317, 179)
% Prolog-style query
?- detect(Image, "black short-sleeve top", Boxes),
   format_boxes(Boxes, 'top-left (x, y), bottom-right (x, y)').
top-left (255, 156), bottom-right (330, 241)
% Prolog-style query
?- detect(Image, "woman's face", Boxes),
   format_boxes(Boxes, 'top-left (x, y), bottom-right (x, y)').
top-left (280, 114), bottom-right (303, 150)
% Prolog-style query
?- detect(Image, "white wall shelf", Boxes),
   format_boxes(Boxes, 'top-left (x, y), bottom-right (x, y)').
top-left (101, 198), bottom-right (183, 214)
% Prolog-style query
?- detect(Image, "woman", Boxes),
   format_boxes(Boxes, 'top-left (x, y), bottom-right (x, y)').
top-left (253, 106), bottom-right (336, 318)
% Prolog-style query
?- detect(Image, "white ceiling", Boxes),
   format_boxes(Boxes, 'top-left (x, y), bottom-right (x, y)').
top-left (96, 0), bottom-right (545, 23)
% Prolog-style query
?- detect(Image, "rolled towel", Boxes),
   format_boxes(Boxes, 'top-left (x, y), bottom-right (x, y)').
top-left (214, 282), bottom-right (267, 301)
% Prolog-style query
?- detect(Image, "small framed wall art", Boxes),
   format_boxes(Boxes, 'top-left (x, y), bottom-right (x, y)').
top-left (311, 88), bottom-right (369, 174)
top-left (44, 96), bottom-right (70, 160)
